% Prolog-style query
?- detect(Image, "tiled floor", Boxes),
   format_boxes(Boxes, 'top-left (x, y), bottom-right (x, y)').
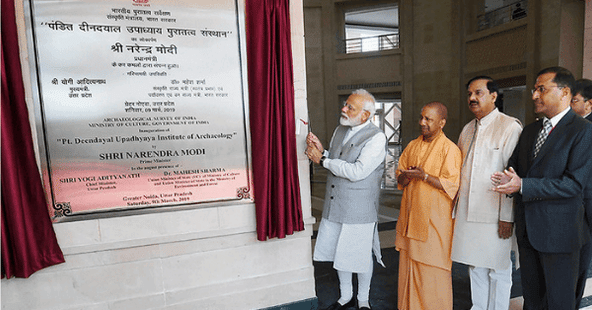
top-left (309, 172), bottom-right (592, 309)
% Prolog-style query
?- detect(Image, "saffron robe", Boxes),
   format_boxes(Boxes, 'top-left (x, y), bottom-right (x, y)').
top-left (395, 131), bottom-right (462, 310)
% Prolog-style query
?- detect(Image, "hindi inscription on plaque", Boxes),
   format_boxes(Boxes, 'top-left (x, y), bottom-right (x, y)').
top-left (28, 0), bottom-right (252, 221)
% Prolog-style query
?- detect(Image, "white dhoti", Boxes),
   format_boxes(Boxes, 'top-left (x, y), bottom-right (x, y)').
top-left (313, 219), bottom-right (384, 273)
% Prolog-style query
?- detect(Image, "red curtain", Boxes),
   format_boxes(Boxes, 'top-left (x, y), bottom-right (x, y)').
top-left (246, 0), bottom-right (304, 240)
top-left (2, 0), bottom-right (65, 278)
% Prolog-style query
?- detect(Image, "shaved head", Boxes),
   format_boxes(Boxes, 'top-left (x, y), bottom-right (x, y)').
top-left (424, 101), bottom-right (448, 120)
top-left (419, 102), bottom-right (447, 142)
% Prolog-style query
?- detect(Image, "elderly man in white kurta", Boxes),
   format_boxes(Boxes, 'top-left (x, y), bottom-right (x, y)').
top-left (451, 76), bottom-right (522, 310)
top-left (306, 89), bottom-right (386, 310)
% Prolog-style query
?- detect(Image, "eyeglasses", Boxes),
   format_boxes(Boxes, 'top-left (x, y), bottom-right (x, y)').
top-left (571, 96), bottom-right (590, 103)
top-left (342, 102), bottom-right (355, 111)
top-left (531, 85), bottom-right (561, 95)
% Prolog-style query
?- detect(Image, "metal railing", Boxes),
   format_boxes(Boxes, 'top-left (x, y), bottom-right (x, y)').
top-left (477, 0), bottom-right (528, 32)
top-left (341, 33), bottom-right (399, 54)
top-left (373, 102), bottom-right (402, 190)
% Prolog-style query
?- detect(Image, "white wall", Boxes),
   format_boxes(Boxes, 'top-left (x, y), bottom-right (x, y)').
top-left (1, 0), bottom-right (316, 309)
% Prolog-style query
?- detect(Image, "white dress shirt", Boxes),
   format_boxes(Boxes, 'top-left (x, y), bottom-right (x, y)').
top-left (520, 107), bottom-right (571, 194)
top-left (545, 106), bottom-right (571, 128)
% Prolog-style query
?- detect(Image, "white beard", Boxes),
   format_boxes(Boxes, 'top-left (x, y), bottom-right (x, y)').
top-left (340, 112), bottom-right (363, 126)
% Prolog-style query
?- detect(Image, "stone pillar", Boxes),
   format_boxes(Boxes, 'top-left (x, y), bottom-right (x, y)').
top-left (583, 0), bottom-right (592, 79)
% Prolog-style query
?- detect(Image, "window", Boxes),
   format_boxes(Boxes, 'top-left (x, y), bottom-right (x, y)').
top-left (371, 98), bottom-right (402, 189)
top-left (477, 0), bottom-right (527, 32)
top-left (343, 5), bottom-right (399, 54)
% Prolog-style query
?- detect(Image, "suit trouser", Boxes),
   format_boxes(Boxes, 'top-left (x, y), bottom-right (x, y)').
top-left (517, 236), bottom-right (580, 310)
top-left (469, 266), bottom-right (512, 310)
top-left (576, 240), bottom-right (592, 308)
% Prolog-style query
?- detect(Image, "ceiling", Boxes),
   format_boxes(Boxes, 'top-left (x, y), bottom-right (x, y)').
top-left (345, 6), bottom-right (399, 29)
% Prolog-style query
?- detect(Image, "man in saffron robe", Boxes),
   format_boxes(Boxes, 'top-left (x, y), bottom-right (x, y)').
top-left (395, 101), bottom-right (462, 310)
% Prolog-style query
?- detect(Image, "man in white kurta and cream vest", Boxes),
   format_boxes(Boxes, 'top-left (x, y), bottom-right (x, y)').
top-left (451, 76), bottom-right (522, 310)
top-left (306, 89), bottom-right (386, 310)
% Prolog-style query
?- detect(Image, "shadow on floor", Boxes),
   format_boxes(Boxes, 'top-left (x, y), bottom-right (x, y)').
top-left (314, 247), bottom-right (523, 310)
top-left (310, 169), bottom-right (524, 310)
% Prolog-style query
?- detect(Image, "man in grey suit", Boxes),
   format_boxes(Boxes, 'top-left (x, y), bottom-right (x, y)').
top-left (305, 89), bottom-right (386, 310)
top-left (492, 67), bottom-right (592, 309)
top-left (573, 78), bottom-right (592, 308)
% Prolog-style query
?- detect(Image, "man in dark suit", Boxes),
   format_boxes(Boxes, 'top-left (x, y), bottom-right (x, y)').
top-left (572, 78), bottom-right (592, 308)
top-left (571, 79), bottom-right (592, 121)
top-left (491, 67), bottom-right (592, 309)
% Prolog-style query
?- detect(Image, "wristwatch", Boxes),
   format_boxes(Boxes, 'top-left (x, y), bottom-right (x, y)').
top-left (319, 156), bottom-right (326, 167)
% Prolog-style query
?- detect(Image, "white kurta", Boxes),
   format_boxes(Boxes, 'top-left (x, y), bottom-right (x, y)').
top-left (451, 109), bottom-right (522, 270)
top-left (313, 219), bottom-right (384, 273)
top-left (313, 121), bottom-right (386, 272)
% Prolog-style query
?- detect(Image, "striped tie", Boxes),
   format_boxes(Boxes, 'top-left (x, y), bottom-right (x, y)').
top-left (533, 119), bottom-right (552, 158)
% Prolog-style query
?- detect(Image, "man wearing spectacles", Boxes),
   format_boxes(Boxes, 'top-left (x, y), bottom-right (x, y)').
top-left (572, 78), bottom-right (592, 308)
top-left (305, 89), bottom-right (386, 310)
top-left (492, 67), bottom-right (592, 309)
top-left (570, 79), bottom-right (592, 121)
top-left (530, 85), bottom-right (561, 95)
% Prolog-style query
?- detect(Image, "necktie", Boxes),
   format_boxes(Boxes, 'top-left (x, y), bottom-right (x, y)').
top-left (533, 119), bottom-right (552, 158)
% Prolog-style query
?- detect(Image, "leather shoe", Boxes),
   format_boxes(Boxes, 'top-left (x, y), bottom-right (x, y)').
top-left (322, 298), bottom-right (356, 310)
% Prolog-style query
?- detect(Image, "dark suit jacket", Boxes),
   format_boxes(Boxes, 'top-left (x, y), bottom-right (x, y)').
top-left (584, 113), bottom-right (592, 231)
top-left (509, 109), bottom-right (592, 253)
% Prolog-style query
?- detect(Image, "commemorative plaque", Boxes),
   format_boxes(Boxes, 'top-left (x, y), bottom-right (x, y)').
top-left (27, 0), bottom-right (252, 221)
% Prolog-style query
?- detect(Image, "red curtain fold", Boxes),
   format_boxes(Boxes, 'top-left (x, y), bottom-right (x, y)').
top-left (2, 0), bottom-right (65, 278)
top-left (246, 0), bottom-right (304, 240)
